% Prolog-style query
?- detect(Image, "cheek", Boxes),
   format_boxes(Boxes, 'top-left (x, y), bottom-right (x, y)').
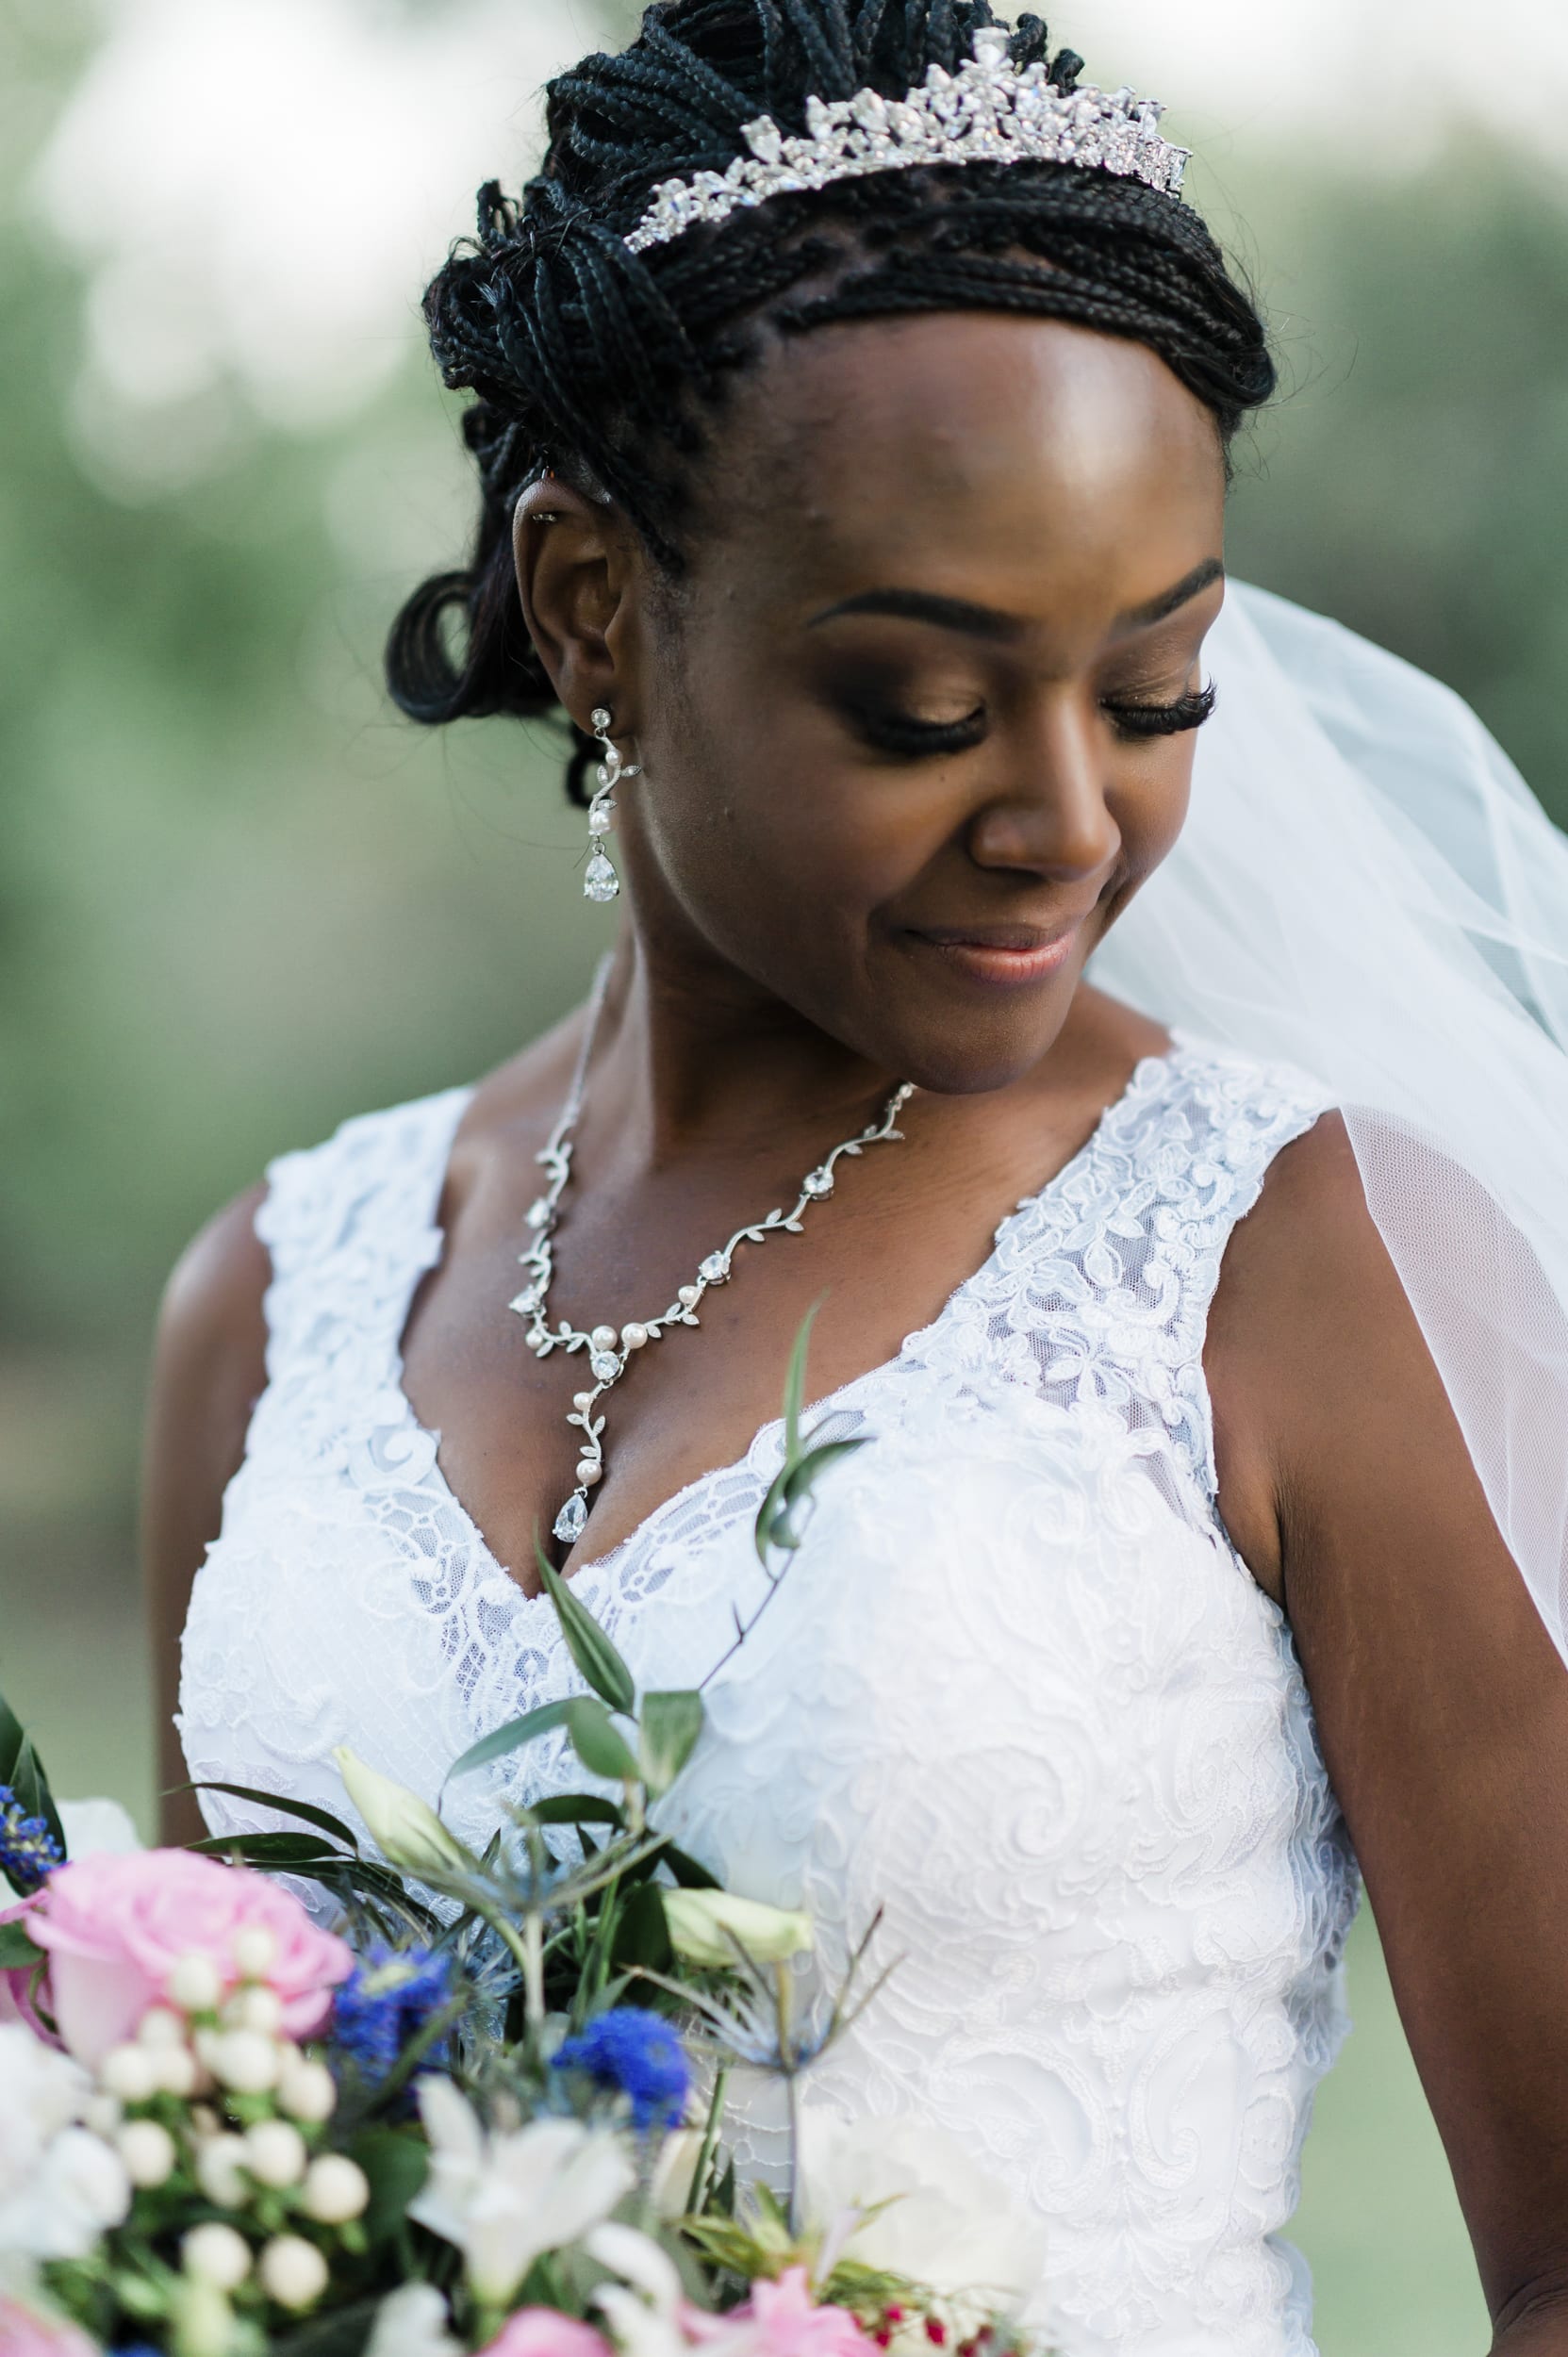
top-left (1108, 746), bottom-right (1196, 889)
top-left (640, 675), bottom-right (942, 919)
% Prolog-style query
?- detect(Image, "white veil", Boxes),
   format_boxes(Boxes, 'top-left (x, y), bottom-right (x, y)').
top-left (1093, 581), bottom-right (1568, 1662)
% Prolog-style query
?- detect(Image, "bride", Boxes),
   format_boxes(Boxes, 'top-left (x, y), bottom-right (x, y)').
top-left (142, 4), bottom-right (1568, 2349)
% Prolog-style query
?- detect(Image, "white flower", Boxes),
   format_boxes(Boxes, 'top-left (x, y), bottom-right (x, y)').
top-left (408, 2079), bottom-right (635, 2305)
top-left (647, 2129), bottom-right (704, 2221)
top-left (57, 1798), bottom-right (141, 1859)
top-left (661, 1890), bottom-right (813, 1970)
top-left (586, 2222), bottom-right (687, 2357)
top-left (0, 2126), bottom-right (132, 2260)
top-left (796, 2112), bottom-right (1048, 2326)
top-left (0, 2028), bottom-right (91, 2207)
top-left (365, 2282), bottom-right (460, 2357)
top-left (333, 1747), bottom-right (476, 1881)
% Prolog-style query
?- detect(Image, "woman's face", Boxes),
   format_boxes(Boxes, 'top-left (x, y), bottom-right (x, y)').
top-left (586, 312), bottom-right (1225, 1094)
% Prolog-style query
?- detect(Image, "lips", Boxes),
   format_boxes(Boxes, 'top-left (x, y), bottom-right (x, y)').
top-left (904, 918), bottom-right (1089, 986)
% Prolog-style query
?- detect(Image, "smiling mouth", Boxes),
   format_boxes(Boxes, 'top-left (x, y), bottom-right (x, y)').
top-left (905, 920), bottom-right (1087, 984)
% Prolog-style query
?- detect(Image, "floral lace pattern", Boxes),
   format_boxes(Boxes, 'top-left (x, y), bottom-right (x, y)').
top-left (178, 1037), bottom-right (1360, 2357)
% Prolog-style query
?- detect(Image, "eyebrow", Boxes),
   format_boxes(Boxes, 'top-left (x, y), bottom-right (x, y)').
top-left (805, 557), bottom-right (1226, 644)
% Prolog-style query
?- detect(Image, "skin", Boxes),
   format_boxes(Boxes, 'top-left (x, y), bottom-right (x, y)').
top-left (143, 312), bottom-right (1568, 2345)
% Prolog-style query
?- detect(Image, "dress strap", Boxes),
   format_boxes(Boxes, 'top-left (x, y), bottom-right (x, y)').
top-left (1137, 1037), bottom-right (1332, 1500)
top-left (251, 1087), bottom-right (473, 1430)
top-left (931, 1039), bottom-right (1332, 1515)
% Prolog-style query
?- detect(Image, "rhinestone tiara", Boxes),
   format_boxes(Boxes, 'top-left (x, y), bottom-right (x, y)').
top-left (624, 24), bottom-right (1190, 256)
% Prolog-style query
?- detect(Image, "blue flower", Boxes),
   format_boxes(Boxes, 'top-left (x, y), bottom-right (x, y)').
top-left (554, 2005), bottom-right (691, 2133)
top-left (332, 1943), bottom-right (456, 2082)
top-left (0, 1786), bottom-right (62, 1895)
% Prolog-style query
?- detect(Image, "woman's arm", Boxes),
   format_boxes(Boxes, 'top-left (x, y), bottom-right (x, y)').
top-left (140, 1183), bottom-right (271, 1846)
top-left (1209, 1113), bottom-right (1568, 2350)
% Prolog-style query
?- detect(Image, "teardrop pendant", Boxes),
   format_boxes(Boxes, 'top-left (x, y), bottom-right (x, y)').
top-left (584, 849), bottom-right (619, 903)
top-left (553, 1489), bottom-right (589, 1544)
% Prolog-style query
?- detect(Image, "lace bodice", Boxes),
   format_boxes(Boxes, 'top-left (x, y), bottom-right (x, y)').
top-left (178, 1037), bottom-right (1360, 2356)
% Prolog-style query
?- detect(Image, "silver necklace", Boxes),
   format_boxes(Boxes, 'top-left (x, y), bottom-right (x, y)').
top-left (510, 956), bottom-right (916, 1546)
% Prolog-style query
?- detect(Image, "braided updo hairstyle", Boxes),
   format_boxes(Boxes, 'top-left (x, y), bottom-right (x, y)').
top-left (387, 0), bottom-right (1274, 799)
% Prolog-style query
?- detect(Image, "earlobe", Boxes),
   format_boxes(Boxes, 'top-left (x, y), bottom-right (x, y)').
top-left (511, 478), bottom-right (632, 734)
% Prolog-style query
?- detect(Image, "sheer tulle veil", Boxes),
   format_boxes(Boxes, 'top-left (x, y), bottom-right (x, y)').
top-left (1093, 582), bottom-right (1568, 1660)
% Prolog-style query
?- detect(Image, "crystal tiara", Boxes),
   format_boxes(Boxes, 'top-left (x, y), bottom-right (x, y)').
top-left (624, 23), bottom-right (1190, 256)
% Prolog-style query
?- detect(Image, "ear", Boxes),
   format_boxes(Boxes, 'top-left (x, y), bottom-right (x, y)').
top-left (513, 478), bottom-right (643, 735)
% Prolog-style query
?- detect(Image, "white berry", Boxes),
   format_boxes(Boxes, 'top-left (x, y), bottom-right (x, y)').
top-left (258, 2234), bottom-right (329, 2311)
top-left (137, 2004), bottom-right (187, 2051)
top-left (195, 2134), bottom-right (251, 2209)
top-left (232, 1925), bottom-right (279, 1979)
top-left (214, 2028), bottom-right (280, 2094)
top-left (183, 2220), bottom-right (253, 2290)
top-left (244, 2118), bottom-right (307, 2189)
top-left (119, 2118), bottom-right (177, 2189)
top-left (277, 2055), bottom-right (338, 2125)
top-left (301, 2153), bottom-right (370, 2225)
top-left (151, 2043), bottom-right (200, 2100)
top-left (224, 1984), bottom-right (284, 2036)
top-left (100, 2043), bottom-right (159, 2104)
top-left (168, 1954), bottom-right (224, 2014)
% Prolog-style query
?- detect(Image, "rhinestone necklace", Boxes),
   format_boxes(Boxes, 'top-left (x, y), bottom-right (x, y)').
top-left (510, 955), bottom-right (916, 1546)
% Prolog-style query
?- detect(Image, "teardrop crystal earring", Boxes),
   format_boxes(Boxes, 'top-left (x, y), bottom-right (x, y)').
top-left (583, 707), bottom-right (638, 904)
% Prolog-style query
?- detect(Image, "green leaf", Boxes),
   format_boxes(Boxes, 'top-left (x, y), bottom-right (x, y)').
top-left (181, 1781), bottom-right (359, 1849)
top-left (271, 2297), bottom-right (383, 2357)
top-left (610, 1882), bottom-right (673, 1971)
top-left (443, 1698), bottom-right (576, 1785)
top-left (638, 1690), bottom-right (705, 1798)
top-left (537, 1546), bottom-right (636, 1715)
top-left (0, 1919), bottom-right (41, 1969)
top-left (564, 1697), bottom-right (639, 1783)
top-left (349, 2126), bottom-right (430, 2246)
top-left (0, 1681), bottom-right (66, 1866)
top-left (525, 1793), bottom-right (626, 1829)
top-left (781, 1301), bottom-right (824, 1462)
top-left (188, 1832), bottom-right (345, 1868)
top-left (654, 1839), bottom-right (721, 1892)
top-left (754, 1435), bottom-right (867, 1563)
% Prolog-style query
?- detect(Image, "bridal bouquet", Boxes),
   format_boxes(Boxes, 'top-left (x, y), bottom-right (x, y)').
top-left (0, 1331), bottom-right (1050, 2357)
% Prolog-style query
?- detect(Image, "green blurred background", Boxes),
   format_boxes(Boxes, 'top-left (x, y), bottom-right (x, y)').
top-left (7, 0), bottom-right (1566, 2343)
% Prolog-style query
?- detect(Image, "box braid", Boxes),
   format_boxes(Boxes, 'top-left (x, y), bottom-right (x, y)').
top-left (387, 0), bottom-right (1275, 800)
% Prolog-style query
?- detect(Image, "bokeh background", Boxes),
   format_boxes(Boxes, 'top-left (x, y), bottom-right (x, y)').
top-left (6, 0), bottom-right (1567, 2342)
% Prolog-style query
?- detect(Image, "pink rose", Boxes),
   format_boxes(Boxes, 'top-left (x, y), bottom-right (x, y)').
top-left (0, 1898), bottom-right (56, 2048)
top-left (0, 2298), bottom-right (97, 2357)
top-left (689, 2275), bottom-right (875, 2357)
top-left (479, 2314), bottom-right (613, 2357)
top-left (26, 1851), bottom-right (351, 2067)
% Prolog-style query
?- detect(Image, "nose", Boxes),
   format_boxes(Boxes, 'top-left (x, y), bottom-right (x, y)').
top-left (966, 704), bottom-right (1121, 882)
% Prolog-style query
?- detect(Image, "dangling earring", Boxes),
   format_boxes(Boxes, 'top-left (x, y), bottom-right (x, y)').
top-left (583, 706), bottom-right (638, 904)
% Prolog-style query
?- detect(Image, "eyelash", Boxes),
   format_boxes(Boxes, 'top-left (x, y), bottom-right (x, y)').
top-left (1103, 681), bottom-right (1218, 740)
top-left (852, 680), bottom-right (1218, 757)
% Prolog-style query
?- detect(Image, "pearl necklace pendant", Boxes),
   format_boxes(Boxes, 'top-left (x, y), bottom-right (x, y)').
top-left (508, 962), bottom-right (915, 1547)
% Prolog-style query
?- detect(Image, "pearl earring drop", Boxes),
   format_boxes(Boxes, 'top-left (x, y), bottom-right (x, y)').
top-left (583, 707), bottom-right (637, 904)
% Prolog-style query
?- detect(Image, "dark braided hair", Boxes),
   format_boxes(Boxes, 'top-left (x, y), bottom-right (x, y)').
top-left (387, 0), bottom-right (1275, 799)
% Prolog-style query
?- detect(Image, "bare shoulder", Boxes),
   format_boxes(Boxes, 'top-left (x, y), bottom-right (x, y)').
top-left (1205, 1107), bottom-right (1462, 1602)
top-left (149, 1182), bottom-right (272, 1477)
top-left (143, 1180), bottom-right (273, 1838)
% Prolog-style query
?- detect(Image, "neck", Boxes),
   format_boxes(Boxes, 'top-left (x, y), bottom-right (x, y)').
top-left (582, 932), bottom-right (901, 1170)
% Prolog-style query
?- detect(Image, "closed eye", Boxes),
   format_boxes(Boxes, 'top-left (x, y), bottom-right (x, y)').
top-left (848, 701), bottom-right (988, 758)
top-left (1101, 681), bottom-right (1217, 740)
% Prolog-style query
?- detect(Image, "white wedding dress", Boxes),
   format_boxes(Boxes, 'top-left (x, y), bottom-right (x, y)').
top-left (179, 1030), bottom-right (1361, 2357)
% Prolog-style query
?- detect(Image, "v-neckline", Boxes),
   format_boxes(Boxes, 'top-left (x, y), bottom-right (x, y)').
top-left (386, 1042), bottom-right (1185, 1614)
